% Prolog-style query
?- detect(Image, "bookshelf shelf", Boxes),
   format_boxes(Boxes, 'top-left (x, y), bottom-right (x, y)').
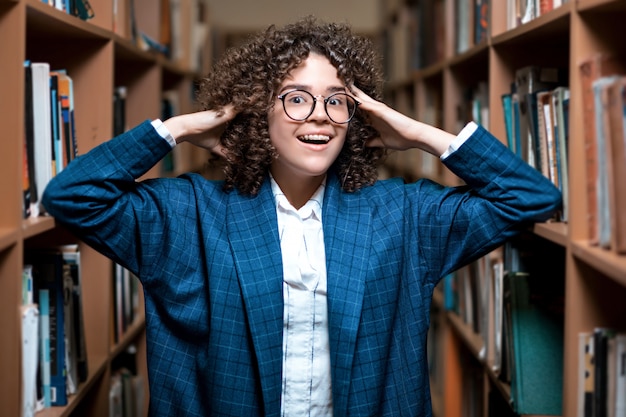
top-left (22, 216), bottom-right (56, 239)
top-left (578, 0), bottom-right (626, 12)
top-left (381, 0), bottom-right (626, 416)
top-left (491, 4), bottom-right (571, 46)
top-left (447, 311), bottom-right (483, 359)
top-left (534, 222), bottom-right (568, 247)
top-left (571, 240), bottom-right (626, 286)
top-left (0, 228), bottom-right (19, 252)
top-left (0, 1), bottom-right (212, 416)
top-left (111, 312), bottom-right (147, 356)
top-left (26, 0), bottom-right (109, 40)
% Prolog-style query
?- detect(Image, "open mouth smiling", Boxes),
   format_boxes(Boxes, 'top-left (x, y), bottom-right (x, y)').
top-left (298, 134), bottom-right (331, 144)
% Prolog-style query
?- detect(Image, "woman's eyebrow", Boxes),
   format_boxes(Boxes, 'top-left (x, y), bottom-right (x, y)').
top-left (278, 84), bottom-right (348, 94)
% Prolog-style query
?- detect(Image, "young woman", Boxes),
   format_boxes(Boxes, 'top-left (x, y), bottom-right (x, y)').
top-left (43, 17), bottom-right (561, 417)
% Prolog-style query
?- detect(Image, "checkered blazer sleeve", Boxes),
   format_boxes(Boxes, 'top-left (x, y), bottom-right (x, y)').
top-left (407, 123), bottom-right (562, 280)
top-left (42, 120), bottom-right (186, 274)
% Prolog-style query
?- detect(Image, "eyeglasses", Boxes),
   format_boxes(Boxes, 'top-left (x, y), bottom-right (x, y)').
top-left (277, 89), bottom-right (360, 124)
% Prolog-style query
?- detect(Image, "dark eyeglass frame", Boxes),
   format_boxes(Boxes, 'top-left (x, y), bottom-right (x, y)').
top-left (276, 89), bottom-right (361, 124)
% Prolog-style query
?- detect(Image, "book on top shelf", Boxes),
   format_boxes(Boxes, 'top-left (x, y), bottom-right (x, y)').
top-left (28, 61), bottom-right (53, 217)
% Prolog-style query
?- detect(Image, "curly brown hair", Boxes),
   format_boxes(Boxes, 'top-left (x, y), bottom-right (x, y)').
top-left (197, 16), bottom-right (386, 195)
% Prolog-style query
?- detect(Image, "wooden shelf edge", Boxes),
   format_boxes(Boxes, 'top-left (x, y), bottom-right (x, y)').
top-left (0, 226), bottom-right (19, 252)
top-left (26, 0), bottom-right (110, 40)
top-left (35, 353), bottom-right (108, 417)
top-left (490, 2), bottom-right (572, 46)
top-left (577, 0), bottom-right (626, 12)
top-left (446, 310), bottom-right (484, 359)
top-left (110, 313), bottom-right (146, 358)
top-left (533, 221), bottom-right (568, 247)
top-left (22, 216), bottom-right (56, 240)
top-left (571, 240), bottom-right (626, 287)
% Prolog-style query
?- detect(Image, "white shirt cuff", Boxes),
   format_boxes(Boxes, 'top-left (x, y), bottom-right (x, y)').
top-left (151, 119), bottom-right (176, 148)
top-left (440, 121), bottom-right (478, 160)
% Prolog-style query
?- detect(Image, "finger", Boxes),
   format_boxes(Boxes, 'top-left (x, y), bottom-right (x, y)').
top-left (218, 104), bottom-right (237, 121)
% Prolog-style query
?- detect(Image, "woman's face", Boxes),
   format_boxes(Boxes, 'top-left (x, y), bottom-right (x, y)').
top-left (267, 53), bottom-right (349, 185)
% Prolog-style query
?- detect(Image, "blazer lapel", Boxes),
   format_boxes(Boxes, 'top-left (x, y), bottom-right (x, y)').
top-left (323, 174), bottom-right (372, 415)
top-left (226, 181), bottom-right (284, 416)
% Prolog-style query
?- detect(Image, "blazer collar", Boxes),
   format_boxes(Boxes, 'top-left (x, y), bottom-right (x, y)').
top-left (226, 178), bottom-right (284, 416)
top-left (226, 173), bottom-right (372, 416)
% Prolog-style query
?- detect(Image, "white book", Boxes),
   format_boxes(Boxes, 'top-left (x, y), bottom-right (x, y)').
top-left (30, 62), bottom-right (53, 216)
top-left (21, 304), bottom-right (39, 417)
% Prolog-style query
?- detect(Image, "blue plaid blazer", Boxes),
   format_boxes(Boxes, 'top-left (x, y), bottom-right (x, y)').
top-left (43, 121), bottom-right (560, 416)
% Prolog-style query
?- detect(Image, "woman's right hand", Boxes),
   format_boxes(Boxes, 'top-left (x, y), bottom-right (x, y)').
top-left (163, 105), bottom-right (236, 157)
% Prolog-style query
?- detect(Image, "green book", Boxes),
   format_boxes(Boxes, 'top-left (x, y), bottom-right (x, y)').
top-left (508, 271), bottom-right (564, 415)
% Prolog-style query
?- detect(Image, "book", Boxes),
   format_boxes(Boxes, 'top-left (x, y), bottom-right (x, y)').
top-left (62, 257), bottom-right (77, 394)
top-left (508, 270), bottom-right (564, 415)
top-left (605, 78), bottom-right (626, 253)
top-left (474, 0), bottom-right (489, 45)
top-left (614, 334), bottom-right (626, 417)
top-left (23, 61), bottom-right (37, 219)
top-left (541, 90), bottom-right (559, 188)
top-left (52, 70), bottom-right (77, 164)
top-left (594, 327), bottom-right (617, 417)
top-left (552, 86), bottom-right (570, 222)
top-left (113, 86), bottom-right (127, 137)
top-left (593, 76), bottom-right (622, 249)
top-left (21, 304), bottom-right (39, 417)
top-left (49, 71), bottom-right (62, 176)
top-left (578, 331), bottom-right (595, 417)
top-left (38, 288), bottom-right (51, 408)
top-left (578, 53), bottom-right (624, 245)
top-left (501, 93), bottom-right (514, 151)
top-left (492, 258), bottom-right (504, 375)
top-left (60, 244), bottom-right (88, 383)
top-left (502, 234), bottom-right (565, 415)
top-left (30, 62), bottom-right (54, 216)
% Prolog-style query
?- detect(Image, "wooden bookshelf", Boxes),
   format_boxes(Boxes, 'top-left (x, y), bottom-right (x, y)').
top-left (0, 0), bottom-right (212, 416)
top-left (381, 0), bottom-right (626, 416)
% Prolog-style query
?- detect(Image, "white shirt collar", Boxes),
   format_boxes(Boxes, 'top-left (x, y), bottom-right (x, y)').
top-left (269, 175), bottom-right (325, 221)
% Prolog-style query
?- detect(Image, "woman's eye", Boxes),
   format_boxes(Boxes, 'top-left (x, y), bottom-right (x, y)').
top-left (328, 98), bottom-right (341, 106)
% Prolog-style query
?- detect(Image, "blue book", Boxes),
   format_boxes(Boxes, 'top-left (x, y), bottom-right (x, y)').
top-left (501, 93), bottom-right (513, 151)
top-left (38, 289), bottom-right (51, 408)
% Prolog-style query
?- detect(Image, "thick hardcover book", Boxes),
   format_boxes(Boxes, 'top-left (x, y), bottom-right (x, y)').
top-left (503, 235), bottom-right (565, 415)
top-left (30, 62), bottom-right (54, 216)
top-left (578, 53), bottom-right (624, 245)
top-left (508, 271), bottom-right (564, 415)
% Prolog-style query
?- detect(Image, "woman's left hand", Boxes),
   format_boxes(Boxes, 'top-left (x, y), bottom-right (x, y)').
top-left (352, 86), bottom-right (455, 157)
